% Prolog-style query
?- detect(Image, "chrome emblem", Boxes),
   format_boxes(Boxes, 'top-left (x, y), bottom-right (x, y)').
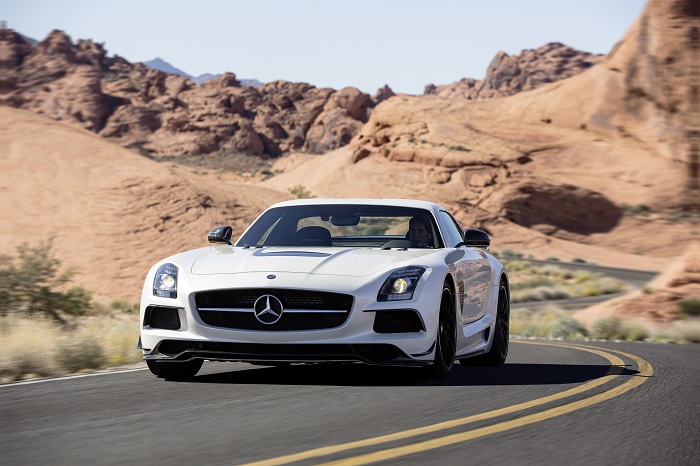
top-left (253, 294), bottom-right (284, 324)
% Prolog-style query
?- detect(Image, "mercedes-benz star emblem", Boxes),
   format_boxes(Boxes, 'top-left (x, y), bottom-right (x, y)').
top-left (253, 294), bottom-right (284, 324)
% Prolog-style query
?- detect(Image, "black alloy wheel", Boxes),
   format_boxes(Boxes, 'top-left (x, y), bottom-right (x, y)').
top-left (427, 285), bottom-right (457, 378)
top-left (459, 279), bottom-right (509, 367)
top-left (147, 359), bottom-right (203, 381)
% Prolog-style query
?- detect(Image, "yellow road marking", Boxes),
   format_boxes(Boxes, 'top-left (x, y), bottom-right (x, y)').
top-left (320, 344), bottom-right (653, 466)
top-left (240, 342), bottom-right (638, 466)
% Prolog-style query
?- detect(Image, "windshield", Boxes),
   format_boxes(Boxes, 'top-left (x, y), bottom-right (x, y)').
top-left (236, 205), bottom-right (444, 249)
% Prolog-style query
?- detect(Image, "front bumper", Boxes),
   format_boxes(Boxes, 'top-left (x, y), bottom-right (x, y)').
top-left (140, 270), bottom-right (445, 366)
top-left (143, 339), bottom-right (433, 366)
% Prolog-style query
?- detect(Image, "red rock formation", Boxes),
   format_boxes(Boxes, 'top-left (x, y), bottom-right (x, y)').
top-left (0, 29), bottom-right (372, 158)
top-left (1, 29), bottom-right (608, 160)
top-left (427, 42), bottom-right (603, 100)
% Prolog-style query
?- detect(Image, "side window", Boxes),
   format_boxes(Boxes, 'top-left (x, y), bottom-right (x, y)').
top-left (438, 211), bottom-right (464, 248)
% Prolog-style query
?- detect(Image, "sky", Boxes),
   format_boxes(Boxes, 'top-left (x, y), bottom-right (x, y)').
top-left (5, 0), bottom-right (648, 95)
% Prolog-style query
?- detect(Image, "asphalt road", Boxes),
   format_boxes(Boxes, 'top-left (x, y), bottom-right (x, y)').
top-left (2, 341), bottom-right (698, 466)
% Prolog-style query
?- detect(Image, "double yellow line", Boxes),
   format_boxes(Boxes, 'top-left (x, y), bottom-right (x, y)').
top-left (240, 342), bottom-right (653, 466)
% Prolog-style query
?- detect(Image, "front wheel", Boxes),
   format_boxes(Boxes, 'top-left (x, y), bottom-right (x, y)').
top-left (460, 279), bottom-right (509, 367)
top-left (147, 359), bottom-right (203, 381)
top-left (425, 285), bottom-right (456, 379)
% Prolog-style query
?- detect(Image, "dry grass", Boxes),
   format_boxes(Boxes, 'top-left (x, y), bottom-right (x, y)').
top-left (511, 306), bottom-right (699, 344)
top-left (508, 261), bottom-right (627, 304)
top-left (0, 312), bottom-right (142, 383)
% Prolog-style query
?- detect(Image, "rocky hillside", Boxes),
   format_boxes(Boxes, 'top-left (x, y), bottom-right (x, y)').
top-left (0, 28), bottom-right (602, 161)
top-left (264, 0), bottom-right (697, 265)
top-left (0, 29), bottom-right (374, 158)
top-left (0, 106), bottom-right (287, 300)
top-left (424, 42), bottom-right (603, 99)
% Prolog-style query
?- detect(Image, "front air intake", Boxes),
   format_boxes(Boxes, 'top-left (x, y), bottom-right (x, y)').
top-left (373, 310), bottom-right (425, 333)
top-left (144, 306), bottom-right (181, 330)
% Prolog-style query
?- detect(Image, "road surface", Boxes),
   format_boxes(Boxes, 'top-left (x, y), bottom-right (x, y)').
top-left (2, 340), bottom-right (698, 465)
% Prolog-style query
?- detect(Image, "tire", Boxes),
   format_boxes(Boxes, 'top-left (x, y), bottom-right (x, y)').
top-left (459, 279), bottom-right (509, 367)
top-left (426, 285), bottom-right (456, 379)
top-left (147, 359), bottom-right (203, 380)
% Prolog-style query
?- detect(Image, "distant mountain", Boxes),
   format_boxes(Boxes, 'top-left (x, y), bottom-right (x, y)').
top-left (143, 57), bottom-right (262, 87)
top-left (143, 58), bottom-right (189, 77)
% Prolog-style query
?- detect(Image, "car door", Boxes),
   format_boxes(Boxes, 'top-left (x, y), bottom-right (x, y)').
top-left (437, 212), bottom-right (492, 349)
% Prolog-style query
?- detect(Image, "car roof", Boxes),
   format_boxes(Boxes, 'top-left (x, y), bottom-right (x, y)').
top-left (269, 198), bottom-right (447, 215)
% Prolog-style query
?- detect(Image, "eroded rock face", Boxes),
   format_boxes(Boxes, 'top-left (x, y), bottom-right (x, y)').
top-left (427, 42), bottom-right (603, 100)
top-left (304, 87), bottom-right (372, 153)
top-left (2, 30), bottom-right (108, 131)
top-left (0, 29), bottom-right (372, 158)
top-left (499, 182), bottom-right (622, 236)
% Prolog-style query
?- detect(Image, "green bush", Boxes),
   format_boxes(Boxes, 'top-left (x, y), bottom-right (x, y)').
top-left (678, 298), bottom-right (700, 318)
top-left (0, 239), bottom-right (93, 324)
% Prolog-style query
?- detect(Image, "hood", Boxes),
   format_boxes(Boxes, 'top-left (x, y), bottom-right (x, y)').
top-left (191, 247), bottom-right (436, 277)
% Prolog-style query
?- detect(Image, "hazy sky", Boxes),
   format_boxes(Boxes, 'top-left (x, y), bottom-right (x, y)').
top-left (5, 0), bottom-right (647, 95)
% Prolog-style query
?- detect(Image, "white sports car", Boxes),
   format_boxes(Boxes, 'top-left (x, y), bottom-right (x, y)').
top-left (139, 199), bottom-right (509, 380)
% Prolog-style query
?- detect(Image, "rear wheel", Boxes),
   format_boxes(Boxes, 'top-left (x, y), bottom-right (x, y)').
top-left (426, 285), bottom-right (456, 379)
top-left (147, 359), bottom-right (203, 380)
top-left (459, 279), bottom-right (509, 367)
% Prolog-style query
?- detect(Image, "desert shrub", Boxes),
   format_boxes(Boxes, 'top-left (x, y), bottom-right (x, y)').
top-left (620, 203), bottom-right (653, 215)
top-left (646, 331), bottom-right (683, 344)
top-left (501, 249), bottom-right (523, 258)
top-left (571, 258), bottom-right (587, 264)
top-left (546, 256), bottom-right (560, 262)
top-left (621, 322), bottom-right (650, 341)
top-left (595, 277), bottom-right (627, 294)
top-left (511, 286), bottom-right (571, 303)
top-left (110, 299), bottom-right (139, 315)
top-left (289, 185), bottom-right (315, 199)
top-left (536, 265), bottom-right (566, 277)
top-left (672, 319), bottom-right (700, 343)
top-left (504, 260), bottom-right (531, 272)
top-left (0, 239), bottom-right (92, 324)
top-left (678, 298), bottom-right (700, 318)
top-left (521, 322), bottom-right (552, 338)
top-left (551, 317), bottom-right (588, 340)
top-left (55, 339), bottom-right (106, 373)
top-left (511, 277), bottom-right (555, 291)
top-left (572, 270), bottom-right (594, 283)
top-left (591, 316), bottom-right (624, 340)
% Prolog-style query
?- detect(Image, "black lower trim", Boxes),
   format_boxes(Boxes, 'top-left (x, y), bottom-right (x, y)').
top-left (148, 339), bottom-right (420, 366)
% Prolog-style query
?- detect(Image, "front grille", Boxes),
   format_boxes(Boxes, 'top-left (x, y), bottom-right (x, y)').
top-left (194, 289), bottom-right (353, 331)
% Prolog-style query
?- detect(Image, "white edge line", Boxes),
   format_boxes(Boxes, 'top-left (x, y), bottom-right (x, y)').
top-left (1, 367), bottom-right (149, 388)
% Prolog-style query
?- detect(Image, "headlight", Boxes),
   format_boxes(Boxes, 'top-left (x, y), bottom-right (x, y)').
top-left (378, 267), bottom-right (426, 301)
top-left (153, 263), bottom-right (178, 298)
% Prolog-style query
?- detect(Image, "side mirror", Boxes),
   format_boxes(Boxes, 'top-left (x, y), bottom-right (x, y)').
top-left (208, 226), bottom-right (233, 245)
top-left (463, 228), bottom-right (490, 248)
